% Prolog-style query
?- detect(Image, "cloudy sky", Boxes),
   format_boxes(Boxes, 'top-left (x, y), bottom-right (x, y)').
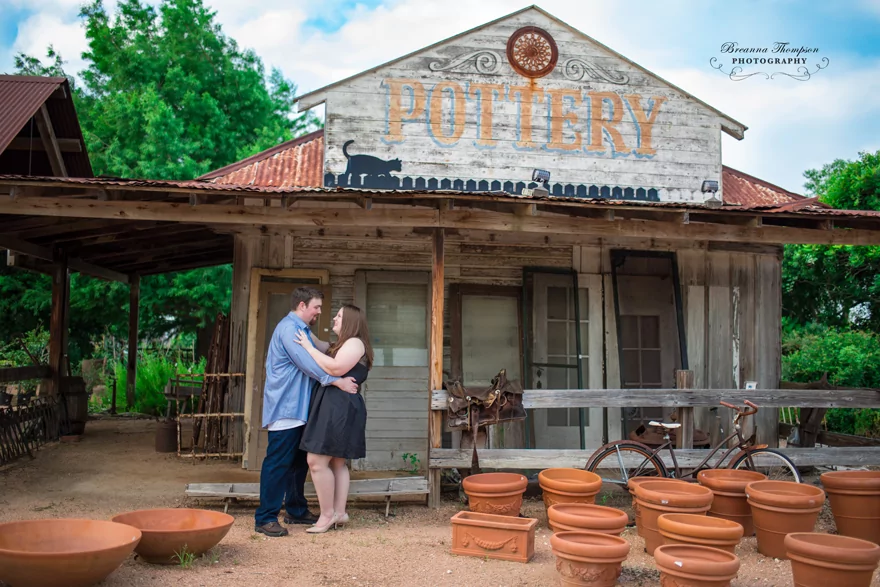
top-left (2, 0), bottom-right (879, 194)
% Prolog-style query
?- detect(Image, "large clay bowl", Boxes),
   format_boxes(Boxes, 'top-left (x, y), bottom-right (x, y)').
top-left (820, 470), bottom-right (880, 543)
top-left (658, 513), bottom-right (744, 553)
top-left (786, 532), bottom-right (880, 587)
top-left (0, 518), bottom-right (141, 587)
top-left (538, 468), bottom-right (602, 508)
top-left (111, 508), bottom-right (234, 564)
top-left (547, 503), bottom-right (629, 536)
top-left (462, 472), bottom-right (528, 517)
top-left (654, 544), bottom-right (741, 586)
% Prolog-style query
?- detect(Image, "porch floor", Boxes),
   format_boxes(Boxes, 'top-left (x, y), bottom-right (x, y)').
top-left (0, 419), bottom-right (870, 586)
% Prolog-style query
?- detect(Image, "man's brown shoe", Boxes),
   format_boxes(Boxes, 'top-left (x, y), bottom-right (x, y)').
top-left (284, 511), bottom-right (319, 525)
top-left (255, 521), bottom-right (289, 537)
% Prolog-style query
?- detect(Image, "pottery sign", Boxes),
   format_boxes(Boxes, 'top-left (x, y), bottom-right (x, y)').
top-left (297, 8), bottom-right (745, 203)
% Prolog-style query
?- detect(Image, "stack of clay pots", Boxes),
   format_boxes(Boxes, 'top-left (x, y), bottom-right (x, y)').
top-left (820, 470), bottom-right (880, 543)
top-left (461, 472), bottom-right (528, 517)
top-left (697, 468), bottom-right (766, 535)
top-left (538, 468), bottom-right (602, 510)
top-left (632, 479), bottom-right (714, 555)
top-left (745, 480), bottom-right (825, 559)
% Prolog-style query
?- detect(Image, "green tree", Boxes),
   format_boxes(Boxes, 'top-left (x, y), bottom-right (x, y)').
top-left (783, 151), bottom-right (880, 330)
top-left (3, 0), bottom-right (319, 362)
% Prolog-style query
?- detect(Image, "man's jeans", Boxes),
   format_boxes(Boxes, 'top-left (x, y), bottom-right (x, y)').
top-left (255, 426), bottom-right (310, 526)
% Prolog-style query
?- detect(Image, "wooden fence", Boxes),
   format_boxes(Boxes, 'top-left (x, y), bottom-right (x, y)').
top-left (428, 387), bottom-right (880, 472)
top-left (0, 397), bottom-right (61, 466)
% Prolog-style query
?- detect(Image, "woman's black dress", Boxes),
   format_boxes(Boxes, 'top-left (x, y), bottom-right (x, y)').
top-left (300, 359), bottom-right (369, 459)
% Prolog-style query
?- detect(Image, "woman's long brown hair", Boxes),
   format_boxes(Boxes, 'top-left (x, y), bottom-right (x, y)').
top-left (328, 304), bottom-right (374, 369)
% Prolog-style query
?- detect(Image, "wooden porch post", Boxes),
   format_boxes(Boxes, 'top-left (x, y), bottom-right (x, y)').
top-left (126, 275), bottom-right (140, 408)
top-left (428, 228), bottom-right (444, 508)
top-left (47, 251), bottom-right (69, 396)
top-left (675, 369), bottom-right (695, 449)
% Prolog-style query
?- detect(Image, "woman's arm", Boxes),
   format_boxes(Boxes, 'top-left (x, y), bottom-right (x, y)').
top-left (294, 331), bottom-right (365, 376)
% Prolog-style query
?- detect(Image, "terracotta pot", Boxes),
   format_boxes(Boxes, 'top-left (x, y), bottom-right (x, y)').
top-left (111, 508), bottom-right (234, 564)
top-left (462, 472), bottom-right (528, 517)
top-left (658, 513), bottom-right (744, 554)
top-left (547, 504), bottom-right (629, 536)
top-left (785, 532), bottom-right (880, 587)
top-left (0, 519), bottom-right (141, 587)
top-left (550, 531), bottom-right (631, 587)
top-left (628, 477), bottom-right (688, 538)
top-left (820, 470), bottom-right (880, 544)
top-left (697, 469), bottom-right (766, 536)
top-left (539, 468), bottom-right (602, 509)
top-left (633, 480), bottom-right (714, 556)
top-left (654, 544), bottom-right (741, 587)
top-left (745, 480), bottom-right (825, 559)
top-left (450, 511), bottom-right (537, 563)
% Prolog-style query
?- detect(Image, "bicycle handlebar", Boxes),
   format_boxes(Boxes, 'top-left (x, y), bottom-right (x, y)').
top-left (719, 400), bottom-right (759, 416)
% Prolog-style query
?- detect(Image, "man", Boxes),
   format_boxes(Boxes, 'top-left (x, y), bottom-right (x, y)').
top-left (254, 286), bottom-right (358, 537)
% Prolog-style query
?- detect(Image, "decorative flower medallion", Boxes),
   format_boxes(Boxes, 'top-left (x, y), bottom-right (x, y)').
top-left (506, 26), bottom-right (558, 78)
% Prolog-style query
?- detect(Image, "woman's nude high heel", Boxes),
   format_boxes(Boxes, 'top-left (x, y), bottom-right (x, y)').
top-left (305, 513), bottom-right (339, 534)
top-left (336, 513), bottom-right (350, 527)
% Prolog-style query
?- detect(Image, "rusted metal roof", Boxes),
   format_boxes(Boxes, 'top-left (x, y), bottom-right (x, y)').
top-left (0, 75), bottom-right (92, 177)
top-left (200, 129), bottom-right (323, 187)
top-left (721, 165), bottom-right (805, 209)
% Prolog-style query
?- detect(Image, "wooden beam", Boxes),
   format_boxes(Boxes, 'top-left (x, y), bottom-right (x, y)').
top-left (675, 370), bottom-right (695, 449)
top-left (428, 228), bottom-right (444, 508)
top-left (514, 203), bottom-right (537, 217)
top-left (6, 251), bottom-right (55, 275)
top-left (429, 447), bottom-right (880, 470)
top-left (33, 105), bottom-right (67, 177)
top-left (0, 365), bottom-right (51, 383)
top-left (47, 252), bottom-right (68, 396)
top-left (430, 388), bottom-right (880, 410)
top-left (126, 275), bottom-right (140, 408)
top-left (4, 195), bottom-right (880, 246)
top-left (7, 137), bottom-right (82, 153)
top-left (0, 235), bottom-right (129, 283)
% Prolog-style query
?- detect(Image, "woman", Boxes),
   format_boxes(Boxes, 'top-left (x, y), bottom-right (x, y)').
top-left (295, 303), bottom-right (373, 533)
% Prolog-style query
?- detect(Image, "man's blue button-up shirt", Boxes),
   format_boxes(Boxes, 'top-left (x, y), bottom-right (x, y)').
top-left (261, 312), bottom-right (339, 428)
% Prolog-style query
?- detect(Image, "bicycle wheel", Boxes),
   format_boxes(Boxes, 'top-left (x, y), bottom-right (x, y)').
top-left (732, 448), bottom-right (802, 483)
top-left (586, 441), bottom-right (669, 488)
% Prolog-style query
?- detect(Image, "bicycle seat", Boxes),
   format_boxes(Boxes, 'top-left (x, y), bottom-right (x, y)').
top-left (649, 421), bottom-right (681, 429)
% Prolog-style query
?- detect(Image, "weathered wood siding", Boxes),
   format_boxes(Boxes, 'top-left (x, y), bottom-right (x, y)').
top-left (227, 220), bottom-right (783, 468)
top-left (315, 9), bottom-right (739, 203)
top-left (678, 248), bottom-right (782, 447)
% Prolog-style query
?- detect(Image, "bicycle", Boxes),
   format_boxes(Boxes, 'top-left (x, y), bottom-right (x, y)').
top-left (585, 400), bottom-right (802, 486)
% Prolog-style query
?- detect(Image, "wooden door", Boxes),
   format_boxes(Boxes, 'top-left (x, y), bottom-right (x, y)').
top-left (531, 273), bottom-right (604, 448)
top-left (243, 270), bottom-right (330, 471)
top-left (452, 285), bottom-right (524, 449)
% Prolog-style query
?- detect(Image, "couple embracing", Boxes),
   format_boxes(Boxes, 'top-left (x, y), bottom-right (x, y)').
top-left (254, 286), bottom-right (373, 537)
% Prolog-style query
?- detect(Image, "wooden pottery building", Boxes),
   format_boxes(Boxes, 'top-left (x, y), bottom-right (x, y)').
top-left (3, 8), bottom-right (880, 502)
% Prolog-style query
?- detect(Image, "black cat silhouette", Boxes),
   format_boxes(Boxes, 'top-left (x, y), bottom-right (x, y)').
top-left (342, 140), bottom-right (402, 186)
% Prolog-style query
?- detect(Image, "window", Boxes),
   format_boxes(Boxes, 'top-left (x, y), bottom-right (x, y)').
top-left (620, 315), bottom-right (662, 388)
top-left (545, 286), bottom-right (589, 427)
top-left (366, 283), bottom-right (428, 367)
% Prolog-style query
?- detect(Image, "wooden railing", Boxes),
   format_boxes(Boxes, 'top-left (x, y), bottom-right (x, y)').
top-left (428, 387), bottom-right (880, 471)
top-left (0, 397), bottom-right (61, 466)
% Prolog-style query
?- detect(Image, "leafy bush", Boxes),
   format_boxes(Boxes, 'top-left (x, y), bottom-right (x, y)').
top-left (90, 351), bottom-right (205, 416)
top-left (781, 320), bottom-right (880, 437)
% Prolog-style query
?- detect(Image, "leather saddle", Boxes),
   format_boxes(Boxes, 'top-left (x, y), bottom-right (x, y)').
top-left (444, 369), bottom-right (526, 431)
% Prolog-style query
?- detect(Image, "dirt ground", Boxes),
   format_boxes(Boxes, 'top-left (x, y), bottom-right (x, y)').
top-left (1, 418), bottom-right (878, 587)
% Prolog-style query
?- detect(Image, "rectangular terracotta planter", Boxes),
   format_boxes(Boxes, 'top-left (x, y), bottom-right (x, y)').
top-left (450, 511), bottom-right (538, 563)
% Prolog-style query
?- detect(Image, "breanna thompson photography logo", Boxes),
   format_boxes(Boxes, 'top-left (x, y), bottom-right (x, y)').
top-left (710, 42), bottom-right (830, 81)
